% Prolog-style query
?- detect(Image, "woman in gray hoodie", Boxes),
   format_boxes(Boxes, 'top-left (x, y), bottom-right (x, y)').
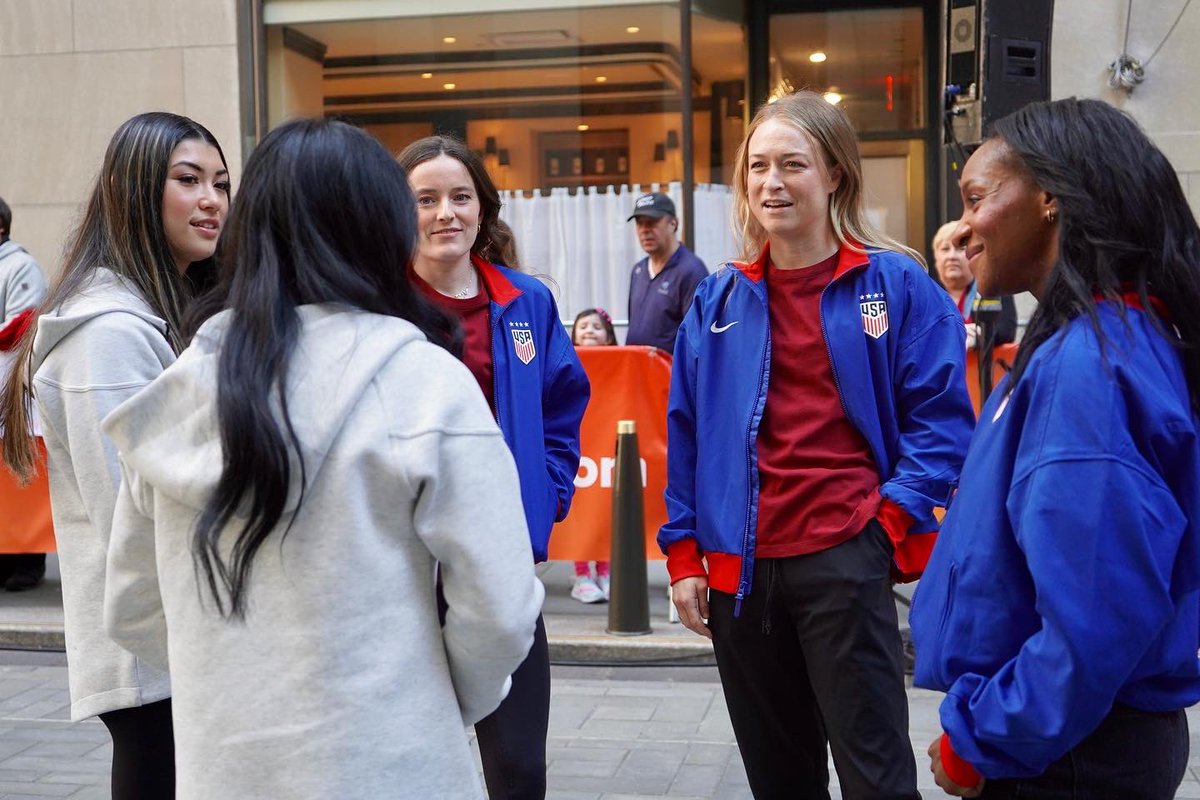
top-left (0, 112), bottom-right (230, 798)
top-left (101, 118), bottom-right (543, 799)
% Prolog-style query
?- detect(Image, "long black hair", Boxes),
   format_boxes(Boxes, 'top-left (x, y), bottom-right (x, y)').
top-left (996, 98), bottom-right (1200, 411)
top-left (190, 118), bottom-right (460, 618)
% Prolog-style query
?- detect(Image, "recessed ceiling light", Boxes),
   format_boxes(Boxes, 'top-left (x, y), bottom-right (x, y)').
top-left (626, 26), bottom-right (640, 34)
top-left (444, 82), bottom-right (456, 90)
top-left (809, 51), bottom-right (827, 63)
top-left (421, 72), bottom-right (433, 79)
top-left (577, 124), bottom-right (590, 131)
top-left (595, 76), bottom-right (607, 83)
top-left (442, 36), bottom-right (456, 44)
top-left (823, 91), bottom-right (842, 105)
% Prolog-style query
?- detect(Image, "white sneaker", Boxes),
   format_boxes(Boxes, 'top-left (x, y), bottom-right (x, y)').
top-left (596, 575), bottom-right (611, 600)
top-left (571, 575), bottom-right (606, 604)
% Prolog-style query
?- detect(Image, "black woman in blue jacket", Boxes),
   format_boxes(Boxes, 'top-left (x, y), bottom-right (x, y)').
top-left (912, 99), bottom-right (1200, 799)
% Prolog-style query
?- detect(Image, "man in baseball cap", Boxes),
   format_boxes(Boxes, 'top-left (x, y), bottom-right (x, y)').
top-left (625, 192), bottom-right (708, 353)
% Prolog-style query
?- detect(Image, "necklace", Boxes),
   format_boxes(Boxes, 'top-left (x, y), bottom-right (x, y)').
top-left (450, 270), bottom-right (478, 299)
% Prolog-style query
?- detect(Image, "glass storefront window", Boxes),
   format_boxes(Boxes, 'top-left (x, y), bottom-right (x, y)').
top-left (263, 2), bottom-right (748, 325)
top-left (767, 7), bottom-right (925, 134)
top-left (768, 6), bottom-right (927, 251)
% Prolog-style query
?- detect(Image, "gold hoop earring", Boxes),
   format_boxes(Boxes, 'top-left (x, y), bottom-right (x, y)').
top-left (1046, 209), bottom-right (1058, 223)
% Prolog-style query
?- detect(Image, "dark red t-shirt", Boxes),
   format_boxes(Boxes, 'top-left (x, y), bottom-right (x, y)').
top-left (755, 252), bottom-right (881, 557)
top-left (412, 269), bottom-right (495, 413)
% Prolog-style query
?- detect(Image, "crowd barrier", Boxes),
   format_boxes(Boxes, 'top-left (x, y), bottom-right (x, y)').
top-left (1, 343), bottom-right (1015, 560)
top-left (965, 343), bottom-right (1019, 415)
top-left (548, 346), bottom-right (671, 562)
top-left (0, 440), bottom-right (56, 554)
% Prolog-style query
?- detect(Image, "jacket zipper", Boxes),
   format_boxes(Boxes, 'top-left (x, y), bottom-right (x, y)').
top-left (819, 268), bottom-right (863, 433)
top-left (490, 303), bottom-right (503, 427)
top-left (734, 278), bottom-right (770, 618)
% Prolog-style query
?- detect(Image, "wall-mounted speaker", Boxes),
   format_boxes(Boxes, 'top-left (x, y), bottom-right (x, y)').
top-left (942, 0), bottom-right (1054, 218)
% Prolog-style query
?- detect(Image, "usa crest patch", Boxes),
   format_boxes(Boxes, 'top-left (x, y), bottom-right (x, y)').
top-left (511, 328), bottom-right (536, 364)
top-left (860, 293), bottom-right (889, 339)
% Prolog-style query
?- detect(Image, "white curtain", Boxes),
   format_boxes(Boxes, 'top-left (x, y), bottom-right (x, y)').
top-left (499, 183), bottom-right (738, 328)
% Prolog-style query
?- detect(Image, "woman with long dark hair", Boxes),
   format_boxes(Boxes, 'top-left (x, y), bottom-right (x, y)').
top-left (660, 91), bottom-right (974, 799)
top-left (396, 135), bottom-right (589, 800)
top-left (0, 111), bottom-right (229, 798)
top-left (912, 98), bottom-right (1200, 798)
top-left (102, 118), bottom-right (544, 799)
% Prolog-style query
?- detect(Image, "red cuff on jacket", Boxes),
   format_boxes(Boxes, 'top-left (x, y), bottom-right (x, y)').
top-left (877, 498), bottom-right (913, 546)
top-left (939, 733), bottom-right (983, 790)
top-left (665, 539), bottom-right (707, 585)
top-left (0, 308), bottom-right (35, 352)
top-left (878, 499), bottom-right (936, 583)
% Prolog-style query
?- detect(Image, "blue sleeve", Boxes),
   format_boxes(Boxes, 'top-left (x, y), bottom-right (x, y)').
top-left (658, 283), bottom-right (702, 552)
top-left (541, 299), bottom-right (589, 522)
top-left (882, 271), bottom-right (975, 531)
top-left (939, 344), bottom-right (1188, 777)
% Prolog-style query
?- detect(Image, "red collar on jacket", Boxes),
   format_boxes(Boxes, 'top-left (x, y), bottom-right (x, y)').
top-left (733, 239), bottom-right (871, 282)
top-left (1095, 286), bottom-right (1171, 321)
top-left (472, 253), bottom-right (522, 306)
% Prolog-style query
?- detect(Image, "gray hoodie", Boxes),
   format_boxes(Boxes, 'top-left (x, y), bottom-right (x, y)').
top-left (30, 268), bottom-right (174, 720)
top-left (0, 239), bottom-right (48, 326)
top-left (102, 304), bottom-right (543, 800)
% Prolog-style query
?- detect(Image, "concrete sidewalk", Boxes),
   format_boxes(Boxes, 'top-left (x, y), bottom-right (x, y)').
top-left (0, 556), bottom-right (721, 663)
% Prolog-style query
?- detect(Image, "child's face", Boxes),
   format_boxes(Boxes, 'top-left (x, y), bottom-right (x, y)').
top-left (573, 314), bottom-right (609, 347)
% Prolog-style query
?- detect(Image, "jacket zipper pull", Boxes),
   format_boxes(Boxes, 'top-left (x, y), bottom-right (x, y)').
top-left (733, 582), bottom-right (747, 618)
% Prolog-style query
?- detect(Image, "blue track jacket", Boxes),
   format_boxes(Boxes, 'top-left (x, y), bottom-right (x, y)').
top-left (911, 300), bottom-right (1200, 779)
top-left (477, 256), bottom-right (590, 561)
top-left (657, 242), bottom-right (974, 601)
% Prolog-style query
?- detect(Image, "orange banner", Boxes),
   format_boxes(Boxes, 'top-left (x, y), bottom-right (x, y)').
top-left (0, 439), bottom-right (56, 553)
top-left (548, 346), bottom-right (671, 562)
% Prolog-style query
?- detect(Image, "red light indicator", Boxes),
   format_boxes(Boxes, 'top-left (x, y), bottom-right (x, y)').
top-left (886, 74), bottom-right (894, 112)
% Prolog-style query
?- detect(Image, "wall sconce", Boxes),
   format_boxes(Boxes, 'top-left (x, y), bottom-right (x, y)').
top-left (665, 130), bottom-right (679, 150)
top-left (498, 149), bottom-right (510, 167)
top-left (484, 136), bottom-right (498, 156)
top-left (653, 142), bottom-right (666, 162)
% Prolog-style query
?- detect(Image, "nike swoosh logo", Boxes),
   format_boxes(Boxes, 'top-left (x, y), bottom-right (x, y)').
top-left (710, 321), bottom-right (738, 333)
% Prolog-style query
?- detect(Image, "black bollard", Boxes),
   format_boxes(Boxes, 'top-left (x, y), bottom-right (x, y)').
top-left (607, 420), bottom-right (652, 636)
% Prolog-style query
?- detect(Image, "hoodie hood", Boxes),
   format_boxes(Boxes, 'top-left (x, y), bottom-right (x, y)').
top-left (103, 304), bottom-right (429, 512)
top-left (31, 268), bottom-right (168, 375)
top-left (0, 239), bottom-right (29, 262)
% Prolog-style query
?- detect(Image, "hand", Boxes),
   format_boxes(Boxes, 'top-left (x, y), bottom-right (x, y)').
top-left (671, 576), bottom-right (712, 639)
top-left (928, 737), bottom-right (984, 798)
top-left (964, 323), bottom-right (980, 350)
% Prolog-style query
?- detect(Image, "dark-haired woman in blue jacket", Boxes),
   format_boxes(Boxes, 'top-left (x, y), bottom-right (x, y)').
top-left (912, 98), bottom-right (1200, 799)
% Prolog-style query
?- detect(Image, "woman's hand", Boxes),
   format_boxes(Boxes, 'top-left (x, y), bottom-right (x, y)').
top-left (928, 737), bottom-right (984, 797)
top-left (671, 576), bottom-right (712, 639)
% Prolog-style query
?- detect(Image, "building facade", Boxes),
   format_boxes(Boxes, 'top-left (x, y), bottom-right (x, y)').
top-left (2, 0), bottom-right (1197, 301)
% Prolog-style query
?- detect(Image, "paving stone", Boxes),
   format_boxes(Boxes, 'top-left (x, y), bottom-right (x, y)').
top-left (591, 704), bottom-right (655, 722)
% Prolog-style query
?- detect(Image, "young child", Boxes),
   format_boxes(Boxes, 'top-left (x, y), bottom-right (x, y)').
top-left (570, 308), bottom-right (617, 603)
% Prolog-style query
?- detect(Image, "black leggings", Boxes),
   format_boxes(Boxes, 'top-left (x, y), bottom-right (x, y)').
top-left (475, 615), bottom-right (550, 800)
top-left (98, 698), bottom-right (175, 799)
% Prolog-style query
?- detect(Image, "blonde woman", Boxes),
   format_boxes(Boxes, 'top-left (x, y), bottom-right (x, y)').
top-left (658, 91), bottom-right (975, 798)
top-left (1, 112), bottom-right (230, 798)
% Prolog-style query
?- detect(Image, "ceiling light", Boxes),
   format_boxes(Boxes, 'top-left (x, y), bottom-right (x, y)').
top-left (443, 82), bottom-right (456, 90)
top-left (595, 76), bottom-right (607, 83)
top-left (823, 91), bottom-right (842, 105)
top-left (421, 72), bottom-right (433, 79)
top-left (809, 52), bottom-right (827, 63)
top-left (442, 36), bottom-right (456, 44)
top-left (577, 124), bottom-right (590, 131)
top-left (626, 26), bottom-right (640, 34)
